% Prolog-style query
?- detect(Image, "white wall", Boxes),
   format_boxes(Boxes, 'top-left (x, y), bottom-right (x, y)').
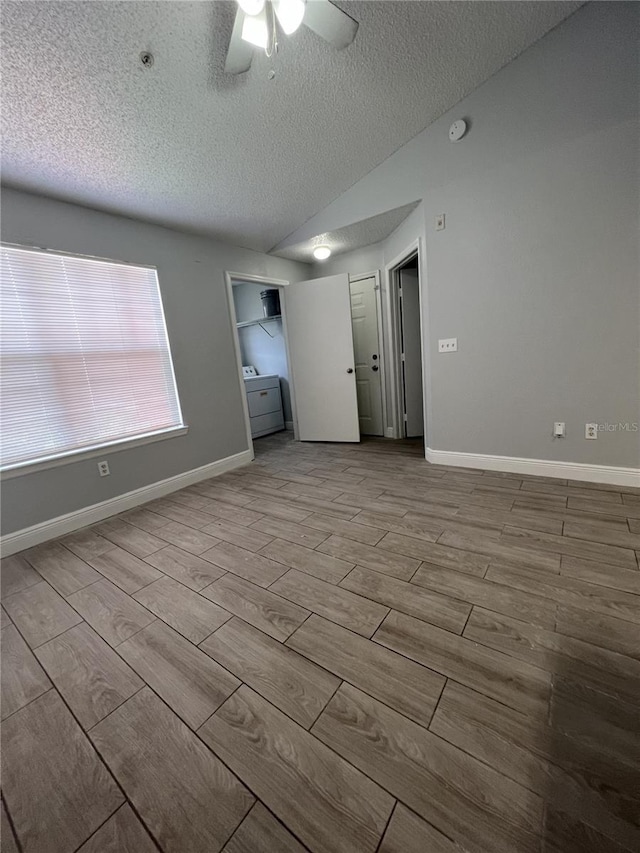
top-left (0, 189), bottom-right (310, 535)
top-left (233, 282), bottom-right (293, 422)
top-left (281, 2), bottom-right (640, 469)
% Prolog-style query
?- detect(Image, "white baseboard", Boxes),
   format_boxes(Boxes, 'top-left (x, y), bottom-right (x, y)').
top-left (1, 450), bottom-right (253, 557)
top-left (385, 427), bottom-right (396, 439)
top-left (425, 447), bottom-right (640, 488)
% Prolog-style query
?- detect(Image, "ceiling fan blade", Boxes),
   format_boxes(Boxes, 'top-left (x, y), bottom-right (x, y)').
top-left (224, 9), bottom-right (254, 74)
top-left (303, 0), bottom-right (358, 50)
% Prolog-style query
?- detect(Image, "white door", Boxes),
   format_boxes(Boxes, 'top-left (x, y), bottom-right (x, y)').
top-left (349, 277), bottom-right (384, 436)
top-left (399, 267), bottom-right (424, 437)
top-left (284, 274), bottom-right (360, 442)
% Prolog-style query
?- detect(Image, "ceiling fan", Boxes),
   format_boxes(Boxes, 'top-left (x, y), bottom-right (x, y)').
top-left (224, 0), bottom-right (359, 75)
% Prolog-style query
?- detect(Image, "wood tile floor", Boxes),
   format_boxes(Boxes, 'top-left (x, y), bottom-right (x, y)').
top-left (2, 431), bottom-right (639, 852)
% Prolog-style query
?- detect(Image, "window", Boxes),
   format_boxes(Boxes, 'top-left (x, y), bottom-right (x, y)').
top-left (1, 244), bottom-right (185, 472)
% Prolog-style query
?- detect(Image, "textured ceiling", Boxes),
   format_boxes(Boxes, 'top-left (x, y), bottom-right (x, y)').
top-left (273, 201), bottom-right (419, 261)
top-left (1, 1), bottom-right (582, 252)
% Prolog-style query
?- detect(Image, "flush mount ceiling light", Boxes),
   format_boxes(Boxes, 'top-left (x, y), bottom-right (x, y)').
top-left (225, 0), bottom-right (359, 75)
top-left (313, 245), bottom-right (331, 260)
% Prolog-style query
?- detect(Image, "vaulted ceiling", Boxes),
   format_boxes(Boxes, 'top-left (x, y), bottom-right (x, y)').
top-left (1, 1), bottom-right (581, 253)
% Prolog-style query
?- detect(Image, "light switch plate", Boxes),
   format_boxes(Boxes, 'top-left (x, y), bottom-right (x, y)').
top-left (436, 214), bottom-right (446, 231)
top-left (438, 338), bottom-right (457, 353)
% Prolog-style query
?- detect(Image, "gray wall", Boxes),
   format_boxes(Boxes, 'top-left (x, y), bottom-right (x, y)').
top-left (232, 282), bottom-right (293, 422)
top-left (283, 2), bottom-right (640, 468)
top-left (1, 189), bottom-right (310, 535)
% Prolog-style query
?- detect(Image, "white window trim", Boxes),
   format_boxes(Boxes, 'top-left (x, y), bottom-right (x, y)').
top-left (0, 425), bottom-right (189, 480)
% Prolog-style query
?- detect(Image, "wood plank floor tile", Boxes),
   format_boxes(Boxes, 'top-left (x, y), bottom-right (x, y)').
top-left (550, 678), bottom-right (640, 766)
top-left (201, 617), bottom-right (339, 728)
top-left (555, 605), bottom-right (640, 660)
top-left (260, 538), bottom-right (353, 584)
top-left (144, 499), bottom-right (215, 529)
top-left (501, 525), bottom-right (637, 569)
top-left (521, 482), bottom-right (623, 501)
top-left (340, 566), bottom-right (470, 633)
top-left (250, 516), bottom-right (329, 548)
top-left (286, 615), bottom-right (443, 727)
top-left (312, 683), bottom-right (542, 853)
top-left (317, 534), bottom-right (420, 580)
top-left (22, 541), bottom-right (101, 596)
top-left (144, 545), bottom-right (226, 590)
top-left (198, 498), bottom-right (265, 527)
top-left (201, 574), bottom-right (309, 641)
top-left (378, 804), bottom-right (464, 853)
top-left (87, 547), bottom-right (163, 594)
top-left (1, 554), bottom-right (42, 600)
top-left (77, 803), bottom-right (157, 853)
top-left (3, 689), bottom-right (123, 853)
top-left (430, 682), bottom-right (640, 850)
top-left (543, 808), bottom-right (630, 853)
top-left (117, 620), bottom-right (239, 729)
top-left (244, 497), bottom-right (313, 523)
top-left (412, 564), bottom-right (556, 628)
top-left (154, 520), bottom-right (222, 555)
top-left (201, 541), bottom-right (289, 587)
top-left (628, 518), bottom-right (640, 533)
top-left (94, 518), bottom-right (165, 558)
top-left (198, 685), bottom-right (393, 853)
top-left (201, 519), bottom-right (275, 552)
top-left (121, 506), bottom-right (168, 532)
top-left (189, 483), bottom-right (255, 507)
top-left (35, 622), bottom-right (143, 729)
top-left (374, 532), bottom-right (490, 576)
top-left (437, 529), bottom-right (561, 572)
top-left (67, 579), bottom-right (156, 647)
top-left (2, 581), bottom-right (83, 648)
top-left (333, 492), bottom-right (409, 517)
top-left (563, 520), bottom-right (640, 551)
top-left (486, 562), bottom-right (640, 624)
top-left (463, 607), bottom-right (640, 702)
top-left (61, 528), bottom-right (117, 561)
top-left (559, 555), bottom-right (640, 594)
top-left (221, 802), bottom-right (306, 853)
top-left (302, 512), bottom-right (386, 545)
top-left (279, 480), bottom-right (344, 501)
top-left (452, 504), bottom-right (563, 534)
top-left (133, 576), bottom-right (230, 643)
top-left (1, 604), bottom-right (11, 628)
top-left (566, 497), bottom-right (640, 519)
top-left (353, 511), bottom-right (443, 541)
top-left (1, 624), bottom-right (51, 719)
top-left (1, 800), bottom-right (19, 853)
top-left (270, 569), bottom-right (389, 637)
top-left (91, 688), bottom-right (253, 853)
top-left (375, 610), bottom-right (550, 717)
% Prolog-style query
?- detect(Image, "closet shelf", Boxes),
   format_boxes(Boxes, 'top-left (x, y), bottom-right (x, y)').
top-left (236, 315), bottom-right (282, 329)
top-left (236, 315), bottom-right (282, 337)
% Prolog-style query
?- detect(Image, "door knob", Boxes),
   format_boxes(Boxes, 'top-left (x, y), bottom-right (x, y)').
top-left (346, 368), bottom-right (354, 374)
top-left (372, 354), bottom-right (378, 360)
top-left (372, 365), bottom-right (379, 372)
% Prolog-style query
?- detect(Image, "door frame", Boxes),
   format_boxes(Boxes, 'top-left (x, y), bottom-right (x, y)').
top-left (384, 238), bottom-right (429, 448)
top-left (224, 271), bottom-right (298, 459)
top-left (348, 270), bottom-right (388, 438)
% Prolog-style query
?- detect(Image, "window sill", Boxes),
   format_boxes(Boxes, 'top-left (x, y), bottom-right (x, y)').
top-left (1, 426), bottom-right (189, 480)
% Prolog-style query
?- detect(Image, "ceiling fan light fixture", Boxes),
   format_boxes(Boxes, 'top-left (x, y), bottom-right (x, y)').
top-left (274, 0), bottom-right (306, 35)
top-left (313, 245), bottom-right (331, 260)
top-left (237, 0), bottom-right (266, 16)
top-left (241, 7), bottom-right (269, 48)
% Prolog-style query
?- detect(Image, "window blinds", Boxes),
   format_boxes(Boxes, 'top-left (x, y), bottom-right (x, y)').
top-left (1, 245), bottom-right (184, 470)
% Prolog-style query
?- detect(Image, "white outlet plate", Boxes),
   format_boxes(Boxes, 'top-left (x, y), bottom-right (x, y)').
top-left (435, 214), bottom-right (446, 231)
top-left (585, 423), bottom-right (598, 440)
top-left (98, 460), bottom-right (110, 476)
top-left (553, 422), bottom-right (565, 437)
top-left (438, 338), bottom-right (457, 353)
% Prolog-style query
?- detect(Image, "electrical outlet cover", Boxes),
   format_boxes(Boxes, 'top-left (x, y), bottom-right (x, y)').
top-left (585, 423), bottom-right (598, 439)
